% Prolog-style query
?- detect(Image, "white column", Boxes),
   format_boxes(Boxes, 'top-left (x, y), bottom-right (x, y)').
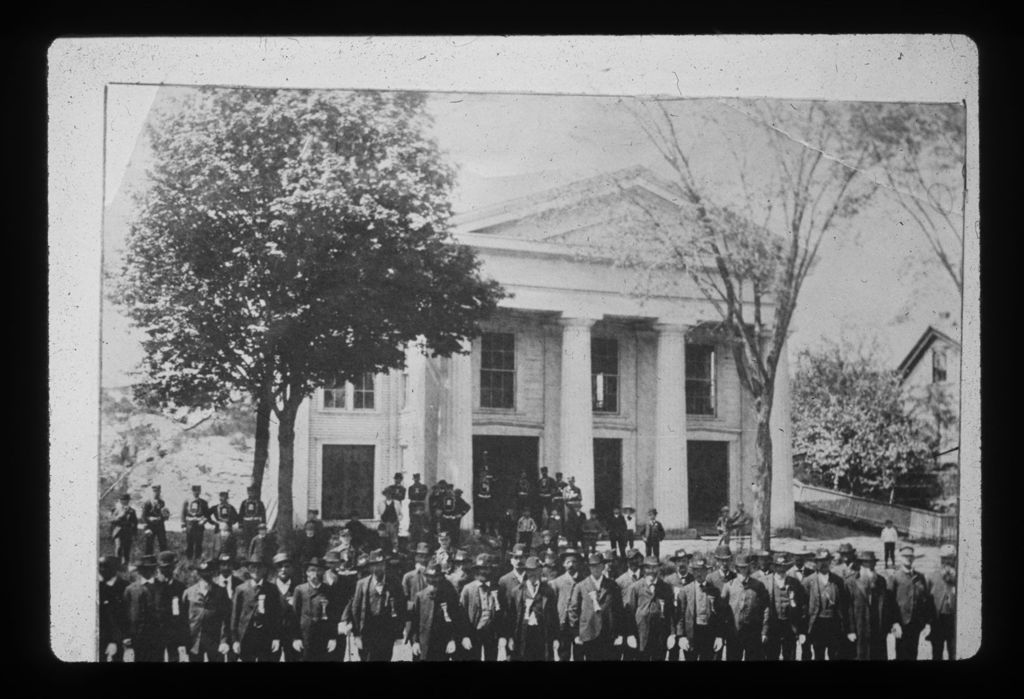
top-left (654, 323), bottom-right (688, 530)
top-left (558, 317), bottom-right (596, 513)
top-left (439, 342), bottom-right (474, 525)
top-left (770, 340), bottom-right (795, 528)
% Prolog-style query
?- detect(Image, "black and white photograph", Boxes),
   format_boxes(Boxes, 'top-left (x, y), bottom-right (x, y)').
top-left (48, 36), bottom-right (979, 663)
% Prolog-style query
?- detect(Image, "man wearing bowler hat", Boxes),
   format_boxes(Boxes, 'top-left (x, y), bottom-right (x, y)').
top-left (123, 554), bottom-right (162, 661)
top-left (98, 555), bottom-right (128, 662)
top-left (845, 550), bottom-right (889, 660)
top-left (343, 549), bottom-right (406, 661)
top-left (181, 485), bottom-right (210, 560)
top-left (762, 553), bottom-right (808, 661)
top-left (552, 547), bottom-right (584, 662)
top-left (927, 544), bottom-right (957, 659)
top-left (674, 554), bottom-right (725, 661)
top-left (498, 543), bottom-right (529, 614)
top-left (409, 562), bottom-right (471, 661)
top-left (291, 556), bottom-right (341, 661)
top-left (109, 493), bottom-right (138, 567)
top-left (623, 555), bottom-right (675, 661)
top-left (271, 552), bottom-right (299, 662)
top-left (719, 552), bottom-right (770, 661)
top-left (508, 556), bottom-right (559, 661)
top-left (181, 559), bottom-right (231, 662)
top-left (707, 545), bottom-right (736, 593)
top-left (888, 544), bottom-right (932, 660)
top-left (231, 552), bottom-right (283, 662)
top-left (153, 550), bottom-right (189, 662)
top-left (802, 548), bottom-right (852, 660)
top-left (213, 553), bottom-right (243, 602)
top-left (459, 553), bottom-right (503, 661)
top-left (568, 552), bottom-right (625, 661)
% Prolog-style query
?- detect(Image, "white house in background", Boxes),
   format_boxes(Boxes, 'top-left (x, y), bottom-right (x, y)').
top-left (897, 321), bottom-right (962, 467)
top-left (268, 167), bottom-right (795, 533)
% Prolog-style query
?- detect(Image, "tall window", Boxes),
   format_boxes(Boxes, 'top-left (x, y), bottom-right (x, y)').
top-left (932, 348), bottom-right (948, 383)
top-left (323, 380), bottom-right (347, 409)
top-left (353, 373), bottom-right (375, 410)
top-left (591, 337), bottom-right (619, 412)
top-left (480, 332), bottom-right (515, 409)
top-left (323, 373), bottom-right (376, 410)
top-left (686, 344), bottom-right (716, 416)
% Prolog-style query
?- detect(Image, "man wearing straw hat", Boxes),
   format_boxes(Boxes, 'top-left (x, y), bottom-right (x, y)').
top-left (342, 549), bottom-right (406, 662)
top-left (926, 544), bottom-right (957, 659)
top-left (623, 555), bottom-right (675, 661)
top-left (762, 552), bottom-right (807, 661)
top-left (673, 554), bottom-right (725, 661)
top-left (231, 552), bottom-right (284, 662)
top-left (845, 550), bottom-right (889, 660)
top-left (507, 556), bottom-right (559, 661)
top-left (459, 553), bottom-right (503, 661)
top-left (408, 562), bottom-right (472, 661)
top-left (888, 544), bottom-right (932, 660)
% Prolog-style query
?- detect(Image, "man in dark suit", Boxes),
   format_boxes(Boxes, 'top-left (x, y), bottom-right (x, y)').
top-left (141, 485), bottom-right (169, 554)
top-left (623, 556), bottom-right (675, 661)
top-left (271, 552), bottom-right (299, 662)
top-left (447, 549), bottom-right (473, 595)
top-left (673, 555), bottom-right (725, 661)
top-left (762, 553), bottom-right (808, 661)
top-left (707, 545), bottom-right (736, 592)
top-left (720, 553), bottom-right (770, 661)
top-left (889, 545), bottom-right (933, 660)
top-left (459, 554), bottom-right (503, 661)
top-left (802, 548), bottom-right (853, 660)
top-left (926, 544), bottom-right (957, 660)
top-left (507, 556), bottom-right (559, 661)
top-left (181, 559), bottom-right (231, 662)
top-left (181, 485), bottom-right (210, 560)
top-left (152, 551), bottom-right (189, 662)
top-left (109, 493), bottom-right (138, 567)
top-left (615, 548), bottom-right (644, 594)
top-left (498, 543), bottom-right (529, 612)
top-left (845, 550), bottom-right (890, 660)
top-left (343, 549), bottom-right (406, 661)
top-left (607, 508), bottom-right (629, 559)
top-left (291, 556), bottom-right (342, 661)
top-left (99, 556), bottom-right (128, 661)
top-left (213, 553), bottom-right (243, 601)
top-left (409, 562), bottom-right (471, 661)
top-left (551, 548), bottom-right (583, 662)
top-left (568, 552), bottom-right (625, 661)
top-left (326, 550), bottom-right (358, 661)
top-left (231, 553), bottom-right (283, 662)
top-left (123, 554), bottom-right (162, 661)
top-left (664, 548), bottom-right (693, 661)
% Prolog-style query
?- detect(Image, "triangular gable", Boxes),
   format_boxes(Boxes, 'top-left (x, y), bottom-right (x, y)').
top-left (897, 326), bottom-right (962, 381)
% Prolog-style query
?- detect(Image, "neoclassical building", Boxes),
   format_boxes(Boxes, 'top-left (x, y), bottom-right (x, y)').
top-left (271, 168), bottom-right (794, 533)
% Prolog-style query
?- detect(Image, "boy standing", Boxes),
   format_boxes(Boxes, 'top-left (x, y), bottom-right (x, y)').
top-left (639, 509), bottom-right (666, 560)
top-left (880, 519), bottom-right (899, 568)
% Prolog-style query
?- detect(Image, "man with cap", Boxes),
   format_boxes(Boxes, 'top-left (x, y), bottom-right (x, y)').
top-left (719, 552), bottom-right (770, 661)
top-left (536, 466), bottom-right (557, 524)
top-left (926, 544), bottom-right (957, 659)
top-left (209, 491), bottom-right (239, 533)
top-left (664, 548), bottom-right (694, 661)
top-left (150, 551), bottom-right (189, 662)
top-left (762, 553), bottom-right (808, 661)
top-left (452, 488), bottom-right (472, 544)
top-left (99, 555), bottom-right (128, 661)
top-left (378, 487), bottom-right (402, 554)
top-left (384, 472), bottom-right (407, 519)
top-left (181, 559), bottom-right (231, 662)
top-left (343, 549), bottom-right (406, 661)
top-left (674, 554), bottom-right (725, 661)
top-left (271, 552), bottom-right (299, 662)
top-left (844, 550), bottom-right (889, 660)
top-left (109, 493), bottom-right (138, 567)
top-left (802, 548), bottom-right (852, 660)
top-left (498, 543), bottom-right (529, 615)
top-left (141, 485), bottom-right (170, 554)
top-left (409, 562), bottom-right (471, 661)
top-left (474, 476), bottom-right (495, 536)
top-left (231, 552), bottom-right (284, 662)
top-left (551, 472), bottom-right (567, 522)
top-left (607, 506), bottom-right (629, 559)
top-left (460, 553), bottom-right (503, 661)
top-left (238, 485), bottom-right (267, 552)
top-left (623, 555), bottom-right (676, 661)
top-left (123, 554), bottom-right (162, 661)
top-left (447, 549), bottom-right (474, 595)
top-left (707, 545), bottom-right (736, 593)
top-left (888, 544), bottom-right (932, 660)
top-left (568, 551), bottom-right (625, 660)
top-left (290, 556), bottom-right (342, 661)
top-left (408, 473), bottom-right (429, 544)
top-left (638, 509), bottom-right (666, 560)
top-left (552, 547), bottom-right (584, 662)
top-left (180, 485), bottom-right (210, 561)
top-left (508, 556), bottom-right (559, 660)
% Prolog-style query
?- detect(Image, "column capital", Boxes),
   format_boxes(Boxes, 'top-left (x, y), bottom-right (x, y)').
top-left (653, 322), bottom-right (689, 335)
top-left (557, 316), bottom-right (598, 329)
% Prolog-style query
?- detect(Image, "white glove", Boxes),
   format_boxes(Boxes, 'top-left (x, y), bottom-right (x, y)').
top-left (798, 634), bottom-right (806, 645)
top-left (626, 635), bottom-right (637, 649)
top-left (892, 623), bottom-right (903, 639)
top-left (461, 637), bottom-right (473, 651)
top-left (613, 635), bottom-right (623, 647)
top-left (218, 642), bottom-right (229, 655)
top-left (446, 639), bottom-right (457, 654)
top-left (713, 637), bottom-right (723, 652)
top-left (412, 642), bottom-right (421, 656)
top-left (338, 622), bottom-right (352, 636)
top-left (574, 636), bottom-right (582, 645)
top-left (327, 639), bottom-right (337, 653)
top-left (846, 633), bottom-right (857, 642)
top-left (271, 639), bottom-right (280, 653)
top-left (506, 638), bottom-right (514, 652)
top-left (177, 647), bottom-right (187, 662)
top-left (232, 641), bottom-right (241, 655)
top-left (350, 636), bottom-right (362, 652)
top-left (680, 636), bottom-right (691, 652)
top-left (104, 643), bottom-right (117, 659)
top-left (292, 639), bottom-right (303, 652)
top-left (123, 648), bottom-right (135, 663)
top-left (666, 635), bottom-right (677, 650)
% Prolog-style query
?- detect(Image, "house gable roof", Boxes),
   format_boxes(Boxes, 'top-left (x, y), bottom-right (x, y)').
top-left (897, 325), bottom-right (962, 382)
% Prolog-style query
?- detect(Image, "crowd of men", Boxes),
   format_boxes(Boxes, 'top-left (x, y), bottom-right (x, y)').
top-left (100, 479), bottom-right (957, 662)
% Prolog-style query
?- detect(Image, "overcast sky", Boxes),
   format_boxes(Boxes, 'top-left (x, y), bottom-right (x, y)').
top-left (101, 85), bottom-right (962, 387)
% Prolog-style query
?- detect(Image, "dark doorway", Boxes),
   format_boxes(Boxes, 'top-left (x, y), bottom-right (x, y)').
top-left (688, 440), bottom-right (729, 526)
top-left (593, 438), bottom-right (623, 520)
top-left (322, 444), bottom-right (375, 520)
top-left (472, 435), bottom-right (539, 520)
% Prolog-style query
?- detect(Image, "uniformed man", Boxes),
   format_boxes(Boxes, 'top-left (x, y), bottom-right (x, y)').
top-left (889, 544), bottom-right (932, 660)
top-left (474, 477), bottom-right (495, 536)
top-left (563, 476), bottom-right (582, 511)
top-left (624, 556), bottom-right (675, 661)
top-left (673, 555), bottom-right (725, 661)
top-left (514, 471), bottom-right (532, 514)
top-left (440, 487), bottom-right (461, 543)
top-left (210, 491), bottom-right (239, 532)
top-left (152, 551), bottom-right (189, 662)
top-left (141, 485), bottom-right (169, 554)
top-left (384, 472), bottom-right (407, 508)
top-left (460, 554), bottom-right (503, 661)
top-left (181, 559), bottom-right (231, 662)
top-left (763, 553), bottom-right (808, 661)
top-left (568, 552), bottom-right (625, 661)
top-left (408, 473), bottom-right (429, 544)
top-left (802, 548), bottom-right (853, 660)
top-left (451, 488), bottom-right (472, 545)
top-left (607, 507), bottom-right (629, 558)
top-left (343, 549), bottom-right (406, 661)
top-left (508, 556), bottom-right (559, 661)
top-left (99, 555), bottom-right (128, 662)
top-left (181, 485), bottom-right (210, 560)
top-left (552, 548), bottom-right (584, 662)
top-left (109, 493), bottom-right (138, 567)
top-left (271, 552), bottom-right (299, 662)
top-left (213, 520), bottom-right (239, 562)
top-left (409, 562), bottom-right (471, 661)
top-left (927, 544), bottom-right (957, 660)
top-left (551, 472), bottom-right (567, 522)
top-left (536, 467), bottom-right (557, 524)
top-left (429, 480), bottom-right (449, 535)
top-left (231, 553), bottom-right (284, 662)
top-left (720, 553), bottom-right (770, 661)
top-left (123, 554), bottom-right (162, 661)
top-left (238, 486), bottom-right (267, 551)
top-left (845, 550), bottom-right (889, 660)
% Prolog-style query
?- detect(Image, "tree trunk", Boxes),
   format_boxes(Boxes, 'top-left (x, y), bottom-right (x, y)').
top-left (250, 393), bottom-right (271, 499)
top-left (751, 400), bottom-right (774, 551)
top-left (275, 403), bottom-right (299, 542)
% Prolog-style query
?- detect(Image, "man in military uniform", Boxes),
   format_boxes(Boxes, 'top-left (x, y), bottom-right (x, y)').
top-left (343, 549), bottom-right (406, 661)
top-left (181, 559), bottom-right (231, 662)
top-left (474, 476), bottom-right (495, 536)
top-left (927, 544), bottom-right (957, 659)
top-left (888, 545), bottom-right (932, 660)
top-left (408, 473), bottom-right (429, 544)
top-left (803, 548), bottom-right (853, 660)
top-left (762, 553), bottom-right (808, 661)
top-left (452, 488), bottom-right (472, 545)
top-left (109, 493), bottom-right (138, 567)
top-left (123, 554), bottom-right (162, 662)
top-left (231, 553), bottom-right (284, 662)
top-left (568, 552), bottom-right (625, 661)
top-left (99, 555), bottom-right (128, 661)
top-left (152, 551), bottom-right (189, 662)
top-left (141, 485), bottom-right (169, 554)
top-left (674, 554), bottom-right (725, 661)
top-left (181, 485), bottom-right (210, 560)
top-left (409, 562), bottom-right (471, 661)
top-left (210, 491), bottom-right (239, 533)
top-left (238, 486), bottom-right (267, 552)
top-left (623, 556), bottom-right (675, 661)
top-left (439, 487), bottom-right (461, 543)
top-left (720, 553), bottom-right (770, 661)
top-left (563, 476), bottom-right (582, 512)
top-left (551, 472), bottom-right (567, 523)
top-left (515, 471), bottom-right (532, 515)
top-left (508, 556), bottom-right (560, 661)
top-left (552, 548), bottom-right (584, 662)
top-left (271, 552), bottom-right (299, 662)
top-left (845, 550), bottom-right (889, 660)
top-left (459, 554), bottom-right (503, 661)
top-left (536, 467), bottom-right (557, 524)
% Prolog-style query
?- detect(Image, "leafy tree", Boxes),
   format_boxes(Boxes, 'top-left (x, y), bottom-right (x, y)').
top-left (114, 87), bottom-right (504, 537)
top-left (791, 341), bottom-right (950, 503)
